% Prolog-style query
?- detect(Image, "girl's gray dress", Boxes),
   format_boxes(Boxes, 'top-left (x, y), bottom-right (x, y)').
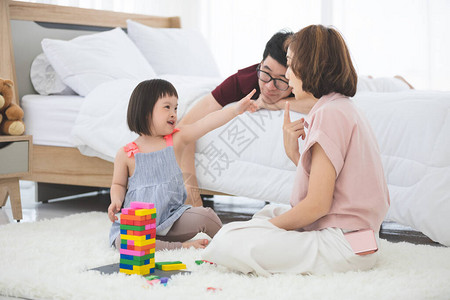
top-left (109, 139), bottom-right (190, 246)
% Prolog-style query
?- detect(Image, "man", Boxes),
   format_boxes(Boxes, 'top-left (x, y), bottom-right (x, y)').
top-left (178, 31), bottom-right (316, 206)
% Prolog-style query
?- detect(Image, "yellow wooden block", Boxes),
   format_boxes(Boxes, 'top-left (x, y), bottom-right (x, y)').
top-left (119, 268), bottom-right (148, 275)
top-left (120, 234), bottom-right (154, 243)
top-left (133, 264), bottom-right (150, 272)
top-left (135, 208), bottom-right (156, 216)
top-left (148, 258), bottom-right (155, 267)
top-left (119, 268), bottom-right (134, 275)
top-left (133, 238), bottom-right (156, 247)
top-left (161, 263), bottom-right (186, 271)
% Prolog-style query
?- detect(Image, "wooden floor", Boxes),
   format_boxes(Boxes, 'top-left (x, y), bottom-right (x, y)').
top-left (0, 181), bottom-right (443, 247)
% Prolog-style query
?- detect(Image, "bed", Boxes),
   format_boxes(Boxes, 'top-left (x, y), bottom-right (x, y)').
top-left (1, 1), bottom-right (450, 247)
top-left (1, 1), bottom-right (184, 193)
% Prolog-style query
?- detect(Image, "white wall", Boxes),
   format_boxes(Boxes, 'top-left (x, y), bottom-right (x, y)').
top-left (21, 0), bottom-right (450, 91)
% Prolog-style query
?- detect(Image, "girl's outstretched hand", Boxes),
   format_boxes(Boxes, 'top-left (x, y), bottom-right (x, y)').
top-left (235, 89), bottom-right (258, 115)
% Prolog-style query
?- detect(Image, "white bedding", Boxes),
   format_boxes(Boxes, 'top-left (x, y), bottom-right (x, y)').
top-left (195, 108), bottom-right (303, 203)
top-left (353, 90), bottom-right (450, 247)
top-left (22, 94), bottom-right (84, 147)
top-left (70, 81), bottom-right (450, 246)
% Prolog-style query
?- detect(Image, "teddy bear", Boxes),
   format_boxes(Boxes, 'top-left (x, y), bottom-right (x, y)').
top-left (0, 78), bottom-right (25, 136)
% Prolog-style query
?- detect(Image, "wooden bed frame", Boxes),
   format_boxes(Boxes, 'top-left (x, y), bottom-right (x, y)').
top-left (0, 0), bottom-right (218, 201)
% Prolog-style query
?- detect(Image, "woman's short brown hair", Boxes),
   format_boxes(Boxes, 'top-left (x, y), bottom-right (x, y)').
top-left (288, 25), bottom-right (357, 98)
top-left (127, 79), bottom-right (178, 136)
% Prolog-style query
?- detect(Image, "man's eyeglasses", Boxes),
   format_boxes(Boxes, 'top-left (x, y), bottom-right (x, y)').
top-left (256, 65), bottom-right (290, 91)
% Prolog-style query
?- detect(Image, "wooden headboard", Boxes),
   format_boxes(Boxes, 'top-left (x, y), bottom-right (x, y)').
top-left (0, 0), bottom-right (181, 105)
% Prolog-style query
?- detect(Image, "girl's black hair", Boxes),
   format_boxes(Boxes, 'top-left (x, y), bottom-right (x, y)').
top-left (127, 79), bottom-right (178, 135)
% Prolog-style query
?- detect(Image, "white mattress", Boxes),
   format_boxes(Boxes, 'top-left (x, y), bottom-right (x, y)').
top-left (22, 94), bottom-right (84, 147)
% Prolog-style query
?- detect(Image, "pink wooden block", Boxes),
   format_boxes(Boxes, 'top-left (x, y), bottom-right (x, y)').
top-left (145, 223), bottom-right (156, 230)
top-left (127, 240), bottom-right (134, 245)
top-left (120, 248), bottom-right (145, 256)
top-left (130, 202), bottom-right (154, 209)
top-left (147, 279), bottom-right (161, 286)
top-left (121, 208), bottom-right (132, 215)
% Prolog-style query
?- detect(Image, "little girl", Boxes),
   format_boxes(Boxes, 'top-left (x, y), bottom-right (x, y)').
top-left (108, 79), bottom-right (257, 250)
top-left (203, 25), bottom-right (390, 275)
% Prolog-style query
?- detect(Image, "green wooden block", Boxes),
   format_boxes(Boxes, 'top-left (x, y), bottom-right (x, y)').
top-left (120, 258), bottom-right (149, 266)
top-left (133, 253), bottom-right (154, 261)
top-left (155, 261), bottom-right (183, 270)
top-left (120, 224), bottom-right (146, 231)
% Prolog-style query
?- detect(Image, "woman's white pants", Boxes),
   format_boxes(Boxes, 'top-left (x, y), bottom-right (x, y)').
top-left (202, 204), bottom-right (378, 276)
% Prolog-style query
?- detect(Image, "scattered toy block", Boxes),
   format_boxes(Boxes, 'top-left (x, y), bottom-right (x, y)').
top-left (161, 263), bottom-right (186, 271)
top-left (147, 279), bottom-right (161, 285)
top-left (159, 277), bottom-right (169, 284)
top-left (195, 259), bottom-right (215, 265)
top-left (155, 261), bottom-right (183, 270)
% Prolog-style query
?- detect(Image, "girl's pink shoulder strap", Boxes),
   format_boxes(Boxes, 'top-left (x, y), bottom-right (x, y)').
top-left (124, 142), bottom-right (139, 158)
top-left (163, 128), bottom-right (180, 146)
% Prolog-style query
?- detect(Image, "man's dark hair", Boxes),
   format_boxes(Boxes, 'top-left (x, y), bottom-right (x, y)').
top-left (262, 30), bottom-right (294, 67)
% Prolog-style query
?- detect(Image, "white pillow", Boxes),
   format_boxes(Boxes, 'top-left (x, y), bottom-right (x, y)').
top-left (30, 53), bottom-right (76, 95)
top-left (357, 75), bottom-right (412, 93)
top-left (41, 27), bottom-right (157, 96)
top-left (126, 20), bottom-right (220, 77)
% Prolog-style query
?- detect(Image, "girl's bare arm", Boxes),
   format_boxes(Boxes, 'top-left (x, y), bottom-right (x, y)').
top-left (178, 89), bottom-right (257, 146)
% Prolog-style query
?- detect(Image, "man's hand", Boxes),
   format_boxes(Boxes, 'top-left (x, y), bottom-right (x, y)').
top-left (283, 101), bottom-right (305, 166)
top-left (255, 94), bottom-right (283, 111)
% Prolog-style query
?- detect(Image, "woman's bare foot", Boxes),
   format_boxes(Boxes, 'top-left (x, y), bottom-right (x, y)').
top-left (394, 75), bottom-right (414, 89)
top-left (182, 239), bottom-right (209, 249)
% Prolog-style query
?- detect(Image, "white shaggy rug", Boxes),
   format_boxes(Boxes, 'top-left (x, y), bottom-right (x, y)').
top-left (0, 212), bottom-right (449, 300)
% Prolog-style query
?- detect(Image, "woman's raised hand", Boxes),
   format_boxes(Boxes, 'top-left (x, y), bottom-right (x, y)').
top-left (283, 101), bottom-right (305, 165)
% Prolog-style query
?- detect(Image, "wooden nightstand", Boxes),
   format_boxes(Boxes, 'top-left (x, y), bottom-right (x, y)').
top-left (0, 135), bottom-right (32, 221)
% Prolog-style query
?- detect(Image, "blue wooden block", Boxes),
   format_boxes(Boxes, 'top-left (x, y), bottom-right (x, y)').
top-left (120, 254), bottom-right (134, 260)
top-left (120, 244), bottom-right (136, 250)
top-left (119, 263), bottom-right (133, 270)
top-left (120, 229), bottom-right (127, 234)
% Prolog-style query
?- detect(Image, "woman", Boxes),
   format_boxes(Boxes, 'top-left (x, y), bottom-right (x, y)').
top-left (202, 25), bottom-right (390, 276)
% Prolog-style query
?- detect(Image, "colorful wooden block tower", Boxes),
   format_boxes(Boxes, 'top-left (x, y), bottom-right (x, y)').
top-left (119, 201), bottom-right (156, 275)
